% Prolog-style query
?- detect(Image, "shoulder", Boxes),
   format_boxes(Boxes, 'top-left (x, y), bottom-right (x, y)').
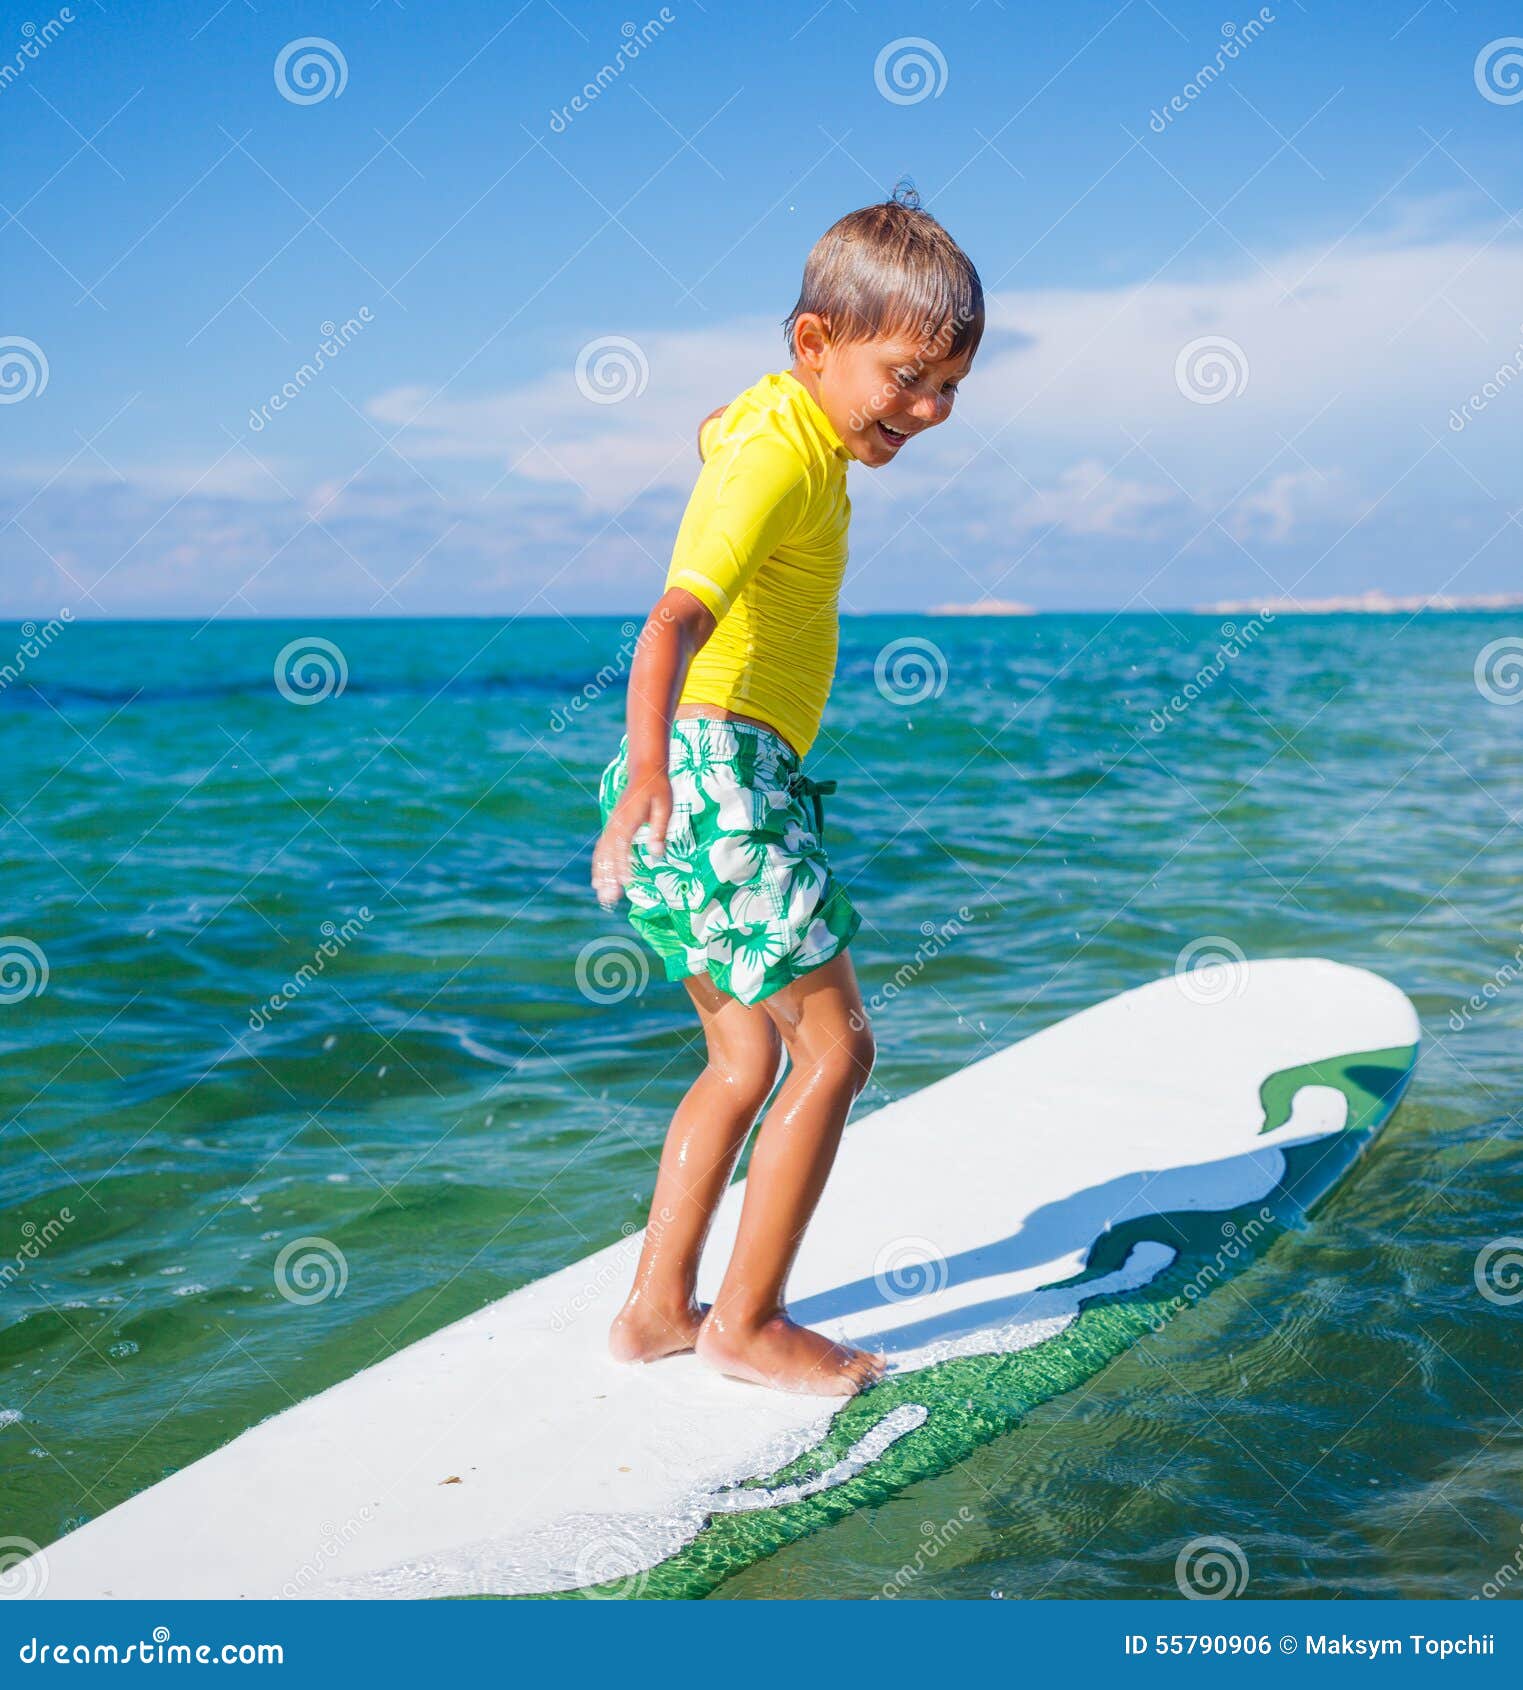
top-left (703, 374), bottom-right (827, 478)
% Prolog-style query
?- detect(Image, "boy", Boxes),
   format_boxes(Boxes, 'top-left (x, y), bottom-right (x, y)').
top-left (591, 189), bottom-right (983, 1396)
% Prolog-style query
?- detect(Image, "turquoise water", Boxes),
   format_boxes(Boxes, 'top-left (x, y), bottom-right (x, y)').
top-left (2, 613), bottom-right (1520, 1600)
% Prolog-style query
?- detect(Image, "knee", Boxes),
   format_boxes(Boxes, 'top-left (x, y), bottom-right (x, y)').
top-left (845, 1022), bottom-right (877, 1093)
top-left (711, 1027), bottom-right (785, 1112)
top-left (822, 1019), bottom-right (876, 1097)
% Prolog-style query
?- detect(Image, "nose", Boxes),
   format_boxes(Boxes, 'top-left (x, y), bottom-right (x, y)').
top-left (908, 388), bottom-right (949, 426)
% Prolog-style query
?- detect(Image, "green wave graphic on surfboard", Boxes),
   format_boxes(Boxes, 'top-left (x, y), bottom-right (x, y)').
top-left (28, 963), bottom-right (1421, 1603)
top-left (532, 1041), bottom-right (1417, 1602)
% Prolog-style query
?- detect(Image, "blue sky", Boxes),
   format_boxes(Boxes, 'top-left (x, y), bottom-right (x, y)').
top-left (3, 0), bottom-right (1521, 615)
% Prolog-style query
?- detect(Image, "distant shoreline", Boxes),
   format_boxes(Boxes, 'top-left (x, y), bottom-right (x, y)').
top-left (925, 590), bottom-right (1523, 617)
top-left (928, 597), bottom-right (1037, 618)
top-left (1193, 591), bottom-right (1523, 615)
top-left (4, 595), bottom-right (1523, 625)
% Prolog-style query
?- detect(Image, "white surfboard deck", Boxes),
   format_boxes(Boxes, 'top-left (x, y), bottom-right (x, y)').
top-left (33, 957), bottom-right (1418, 1600)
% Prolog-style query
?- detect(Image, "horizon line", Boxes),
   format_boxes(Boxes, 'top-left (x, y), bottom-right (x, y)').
top-left (5, 605), bottom-right (1521, 625)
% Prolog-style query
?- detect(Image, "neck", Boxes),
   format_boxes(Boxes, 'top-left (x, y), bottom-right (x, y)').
top-left (788, 361), bottom-right (824, 405)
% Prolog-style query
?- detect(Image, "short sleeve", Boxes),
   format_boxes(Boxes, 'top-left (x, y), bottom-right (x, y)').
top-left (665, 430), bottom-right (815, 621)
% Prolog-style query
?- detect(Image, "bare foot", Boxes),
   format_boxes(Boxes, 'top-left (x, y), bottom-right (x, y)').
top-left (695, 1307), bottom-right (885, 1396)
top-left (608, 1295), bottom-right (707, 1364)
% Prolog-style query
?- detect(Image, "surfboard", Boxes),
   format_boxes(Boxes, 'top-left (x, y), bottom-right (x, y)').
top-left (31, 956), bottom-right (1418, 1601)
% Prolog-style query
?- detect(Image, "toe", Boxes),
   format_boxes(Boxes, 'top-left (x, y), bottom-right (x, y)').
top-left (848, 1349), bottom-right (885, 1388)
top-left (838, 1345), bottom-right (872, 1385)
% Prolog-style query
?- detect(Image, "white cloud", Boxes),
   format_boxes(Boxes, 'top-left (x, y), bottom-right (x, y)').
top-left (336, 215), bottom-right (1523, 596)
top-left (1008, 458), bottom-right (1185, 537)
top-left (1225, 467), bottom-right (1352, 542)
top-left (365, 317), bottom-right (781, 510)
top-left (361, 215), bottom-right (1523, 512)
top-left (7, 212), bottom-right (1523, 613)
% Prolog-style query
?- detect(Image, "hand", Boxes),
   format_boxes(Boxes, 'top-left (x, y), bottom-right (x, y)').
top-left (697, 404), bottom-right (728, 459)
top-left (591, 768), bottom-right (672, 909)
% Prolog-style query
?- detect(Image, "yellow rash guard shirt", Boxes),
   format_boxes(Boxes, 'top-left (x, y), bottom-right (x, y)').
top-left (665, 370), bottom-right (851, 756)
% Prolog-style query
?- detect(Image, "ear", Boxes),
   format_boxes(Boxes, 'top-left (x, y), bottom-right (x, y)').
top-left (791, 312), bottom-right (831, 373)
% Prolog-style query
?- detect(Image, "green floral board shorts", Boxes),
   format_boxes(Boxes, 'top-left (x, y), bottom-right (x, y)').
top-left (597, 716), bottom-right (860, 1006)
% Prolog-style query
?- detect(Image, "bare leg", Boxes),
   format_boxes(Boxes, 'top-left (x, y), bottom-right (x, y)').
top-left (609, 974), bottom-right (782, 1363)
top-left (695, 952), bottom-right (885, 1396)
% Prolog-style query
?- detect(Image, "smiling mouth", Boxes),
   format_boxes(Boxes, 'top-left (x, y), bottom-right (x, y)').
top-left (876, 420), bottom-right (911, 448)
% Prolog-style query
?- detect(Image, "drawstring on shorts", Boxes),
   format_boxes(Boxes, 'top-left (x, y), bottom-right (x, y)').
top-left (788, 772), bottom-right (837, 838)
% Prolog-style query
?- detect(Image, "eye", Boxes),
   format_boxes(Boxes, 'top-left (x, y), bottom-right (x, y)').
top-left (892, 365), bottom-right (918, 388)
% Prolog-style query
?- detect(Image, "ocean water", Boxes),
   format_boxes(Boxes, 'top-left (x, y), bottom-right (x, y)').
top-left (2, 612), bottom-right (1520, 1601)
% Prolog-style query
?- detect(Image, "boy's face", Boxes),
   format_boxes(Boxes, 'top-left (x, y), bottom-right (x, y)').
top-left (794, 316), bottom-right (975, 468)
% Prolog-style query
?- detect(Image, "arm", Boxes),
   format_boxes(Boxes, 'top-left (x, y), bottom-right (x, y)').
top-left (591, 588), bottom-right (716, 908)
top-left (593, 426), bottom-right (811, 908)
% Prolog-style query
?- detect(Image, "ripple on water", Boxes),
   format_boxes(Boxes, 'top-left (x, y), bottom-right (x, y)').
top-left (3, 614), bottom-right (1520, 1596)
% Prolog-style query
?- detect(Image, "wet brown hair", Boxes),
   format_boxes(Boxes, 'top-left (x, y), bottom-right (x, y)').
top-left (784, 183), bottom-right (984, 364)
